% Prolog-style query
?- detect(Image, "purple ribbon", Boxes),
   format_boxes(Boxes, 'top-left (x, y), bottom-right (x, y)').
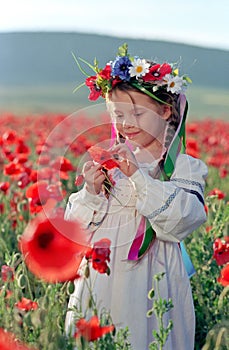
top-left (127, 216), bottom-right (146, 260)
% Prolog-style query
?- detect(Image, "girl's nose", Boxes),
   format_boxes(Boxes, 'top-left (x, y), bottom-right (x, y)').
top-left (122, 114), bottom-right (137, 128)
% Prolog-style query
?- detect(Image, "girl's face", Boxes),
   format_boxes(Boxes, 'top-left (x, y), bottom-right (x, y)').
top-left (109, 88), bottom-right (171, 152)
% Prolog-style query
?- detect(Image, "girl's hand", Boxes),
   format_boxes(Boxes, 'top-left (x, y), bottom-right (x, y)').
top-left (111, 144), bottom-right (139, 177)
top-left (82, 161), bottom-right (106, 195)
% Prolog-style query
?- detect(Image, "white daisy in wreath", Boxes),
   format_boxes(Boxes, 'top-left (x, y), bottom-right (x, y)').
top-left (129, 58), bottom-right (150, 78)
top-left (163, 74), bottom-right (185, 94)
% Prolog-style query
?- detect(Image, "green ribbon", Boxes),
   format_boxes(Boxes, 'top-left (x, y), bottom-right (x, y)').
top-left (138, 219), bottom-right (155, 258)
top-left (163, 100), bottom-right (188, 179)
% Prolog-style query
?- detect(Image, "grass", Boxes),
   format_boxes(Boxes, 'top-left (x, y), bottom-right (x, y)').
top-left (0, 84), bottom-right (229, 120)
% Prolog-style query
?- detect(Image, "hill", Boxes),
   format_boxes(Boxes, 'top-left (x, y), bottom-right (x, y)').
top-left (0, 32), bottom-right (228, 117)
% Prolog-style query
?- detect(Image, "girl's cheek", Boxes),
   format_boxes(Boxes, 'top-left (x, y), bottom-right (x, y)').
top-left (115, 122), bottom-right (123, 134)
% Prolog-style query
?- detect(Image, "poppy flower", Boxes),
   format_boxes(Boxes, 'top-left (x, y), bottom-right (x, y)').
top-left (213, 237), bottom-right (229, 266)
top-left (186, 123), bottom-right (198, 134)
top-left (3, 162), bottom-right (22, 176)
top-left (17, 172), bottom-right (31, 189)
top-left (85, 76), bottom-right (102, 101)
top-left (15, 139), bottom-right (30, 154)
top-left (19, 214), bottom-right (89, 283)
top-left (208, 188), bottom-right (226, 200)
top-left (217, 263), bottom-right (229, 287)
top-left (1, 265), bottom-right (14, 282)
top-left (99, 64), bottom-right (112, 80)
top-left (2, 130), bottom-right (18, 144)
top-left (86, 238), bottom-right (111, 274)
top-left (0, 182), bottom-right (10, 193)
top-left (13, 153), bottom-right (29, 164)
top-left (0, 328), bottom-right (36, 350)
top-left (142, 63), bottom-right (172, 82)
top-left (88, 146), bottom-right (119, 170)
top-left (219, 167), bottom-right (228, 178)
top-left (25, 181), bottom-right (51, 214)
top-left (186, 138), bottom-right (200, 158)
top-left (74, 315), bottom-right (114, 341)
top-left (51, 156), bottom-right (75, 172)
top-left (15, 297), bottom-right (38, 311)
top-left (75, 174), bottom-right (84, 187)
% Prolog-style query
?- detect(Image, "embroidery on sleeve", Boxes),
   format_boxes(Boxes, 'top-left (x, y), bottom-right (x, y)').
top-left (147, 187), bottom-right (180, 219)
top-left (170, 178), bottom-right (204, 193)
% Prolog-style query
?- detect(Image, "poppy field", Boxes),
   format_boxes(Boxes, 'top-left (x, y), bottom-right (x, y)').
top-left (0, 111), bottom-right (228, 349)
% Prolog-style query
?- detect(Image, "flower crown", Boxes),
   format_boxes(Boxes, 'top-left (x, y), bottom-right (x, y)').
top-left (72, 43), bottom-right (192, 103)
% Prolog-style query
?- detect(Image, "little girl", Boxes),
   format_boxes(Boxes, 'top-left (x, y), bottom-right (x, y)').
top-left (65, 44), bottom-right (208, 349)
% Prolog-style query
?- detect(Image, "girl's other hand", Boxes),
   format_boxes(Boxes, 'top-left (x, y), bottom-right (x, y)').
top-left (111, 144), bottom-right (139, 177)
top-left (82, 161), bottom-right (106, 195)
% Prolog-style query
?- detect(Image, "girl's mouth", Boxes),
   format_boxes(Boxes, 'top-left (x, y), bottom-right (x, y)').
top-left (124, 131), bottom-right (140, 139)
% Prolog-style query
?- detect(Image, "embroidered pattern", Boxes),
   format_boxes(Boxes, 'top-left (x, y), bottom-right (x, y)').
top-left (170, 178), bottom-right (204, 193)
top-left (147, 187), bottom-right (180, 219)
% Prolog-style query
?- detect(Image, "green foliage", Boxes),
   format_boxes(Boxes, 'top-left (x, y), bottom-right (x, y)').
top-left (185, 193), bottom-right (229, 349)
top-left (147, 273), bottom-right (173, 350)
top-left (201, 318), bottom-right (229, 350)
top-left (0, 115), bottom-right (228, 349)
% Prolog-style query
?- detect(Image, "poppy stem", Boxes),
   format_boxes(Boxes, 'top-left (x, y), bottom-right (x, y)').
top-left (102, 170), bottom-right (123, 206)
top-left (104, 185), bottom-right (123, 206)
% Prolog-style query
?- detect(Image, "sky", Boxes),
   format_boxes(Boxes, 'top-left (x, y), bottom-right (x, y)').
top-left (1, 0), bottom-right (229, 50)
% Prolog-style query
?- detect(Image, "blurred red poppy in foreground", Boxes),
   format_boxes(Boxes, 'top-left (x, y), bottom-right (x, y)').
top-left (213, 237), bottom-right (229, 266)
top-left (0, 328), bottom-right (36, 350)
top-left (19, 214), bottom-right (89, 283)
top-left (88, 146), bottom-right (119, 170)
top-left (74, 315), bottom-right (114, 341)
top-left (217, 264), bottom-right (229, 287)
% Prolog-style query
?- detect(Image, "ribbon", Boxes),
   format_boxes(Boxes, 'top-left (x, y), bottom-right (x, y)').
top-left (163, 94), bottom-right (187, 179)
top-left (127, 94), bottom-right (195, 277)
top-left (127, 216), bottom-right (146, 260)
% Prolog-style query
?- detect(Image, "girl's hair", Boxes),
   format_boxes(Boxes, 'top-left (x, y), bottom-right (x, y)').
top-left (110, 82), bottom-right (182, 179)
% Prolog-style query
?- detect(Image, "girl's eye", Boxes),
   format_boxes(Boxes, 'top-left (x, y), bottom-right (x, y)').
top-left (115, 114), bottom-right (124, 119)
top-left (134, 112), bottom-right (144, 117)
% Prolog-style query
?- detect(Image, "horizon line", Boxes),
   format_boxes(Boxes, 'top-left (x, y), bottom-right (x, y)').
top-left (0, 29), bottom-right (228, 52)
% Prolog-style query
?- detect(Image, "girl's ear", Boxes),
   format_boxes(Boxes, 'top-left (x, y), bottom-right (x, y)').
top-left (161, 104), bottom-right (172, 120)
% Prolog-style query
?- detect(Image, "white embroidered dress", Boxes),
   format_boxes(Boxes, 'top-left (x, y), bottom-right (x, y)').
top-left (65, 154), bottom-right (208, 350)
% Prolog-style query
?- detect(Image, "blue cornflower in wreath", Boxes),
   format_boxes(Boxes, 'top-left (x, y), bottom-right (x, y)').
top-left (111, 56), bottom-right (132, 81)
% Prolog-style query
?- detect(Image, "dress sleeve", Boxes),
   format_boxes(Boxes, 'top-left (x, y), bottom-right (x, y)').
top-left (64, 186), bottom-right (109, 230)
top-left (130, 154), bottom-right (208, 242)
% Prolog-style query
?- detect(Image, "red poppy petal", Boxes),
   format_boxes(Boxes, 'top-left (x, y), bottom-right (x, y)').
top-left (19, 215), bottom-right (89, 283)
